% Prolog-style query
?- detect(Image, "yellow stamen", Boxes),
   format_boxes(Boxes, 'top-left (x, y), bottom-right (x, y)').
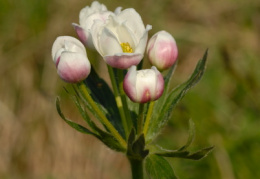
top-left (120, 42), bottom-right (133, 53)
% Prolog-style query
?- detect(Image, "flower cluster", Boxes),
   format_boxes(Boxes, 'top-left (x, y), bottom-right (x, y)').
top-left (52, 2), bottom-right (211, 178)
top-left (51, 1), bottom-right (178, 103)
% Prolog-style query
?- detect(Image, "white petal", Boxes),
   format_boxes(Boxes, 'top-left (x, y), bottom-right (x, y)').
top-left (114, 7), bottom-right (122, 15)
top-left (99, 27), bottom-right (122, 56)
top-left (135, 25), bottom-right (152, 54)
top-left (80, 11), bottom-right (113, 30)
top-left (51, 36), bottom-right (86, 62)
top-left (135, 69), bottom-right (157, 100)
top-left (117, 8), bottom-right (146, 40)
top-left (79, 1), bottom-right (108, 23)
top-left (105, 16), bottom-right (137, 48)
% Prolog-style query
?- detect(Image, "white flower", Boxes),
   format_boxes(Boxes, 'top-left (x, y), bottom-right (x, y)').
top-left (147, 31), bottom-right (178, 71)
top-left (51, 36), bottom-right (91, 83)
top-left (91, 8), bottom-right (152, 69)
top-left (123, 66), bottom-right (164, 103)
top-left (72, 1), bottom-right (113, 49)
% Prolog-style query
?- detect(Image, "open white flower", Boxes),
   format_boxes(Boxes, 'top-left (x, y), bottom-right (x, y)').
top-left (72, 1), bottom-right (113, 49)
top-left (91, 8), bottom-right (152, 69)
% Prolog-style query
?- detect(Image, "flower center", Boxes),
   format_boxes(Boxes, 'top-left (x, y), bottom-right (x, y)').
top-left (120, 42), bottom-right (133, 53)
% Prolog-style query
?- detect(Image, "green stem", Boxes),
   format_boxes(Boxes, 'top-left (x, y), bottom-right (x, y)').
top-left (143, 101), bottom-right (155, 137)
top-left (129, 158), bottom-right (144, 179)
top-left (107, 66), bottom-right (129, 138)
top-left (118, 69), bottom-right (133, 133)
top-left (78, 82), bottom-right (127, 149)
top-left (137, 103), bottom-right (145, 136)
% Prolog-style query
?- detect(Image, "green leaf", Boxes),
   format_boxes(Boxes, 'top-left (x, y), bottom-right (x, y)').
top-left (178, 119), bottom-right (195, 151)
top-left (96, 130), bottom-right (126, 152)
top-left (147, 49), bottom-right (208, 142)
top-left (83, 68), bottom-right (125, 138)
top-left (56, 97), bottom-right (96, 135)
top-left (145, 155), bottom-right (178, 179)
top-left (57, 97), bottom-right (125, 152)
top-left (155, 146), bottom-right (214, 160)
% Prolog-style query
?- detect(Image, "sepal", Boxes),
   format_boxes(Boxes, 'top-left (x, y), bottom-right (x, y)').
top-left (127, 129), bottom-right (149, 160)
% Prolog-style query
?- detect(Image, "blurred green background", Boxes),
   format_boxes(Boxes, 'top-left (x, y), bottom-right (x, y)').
top-left (0, 0), bottom-right (259, 178)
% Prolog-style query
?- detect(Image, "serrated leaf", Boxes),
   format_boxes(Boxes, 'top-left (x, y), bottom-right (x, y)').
top-left (178, 119), bottom-right (195, 151)
top-left (56, 97), bottom-right (96, 135)
top-left (145, 155), bottom-right (178, 179)
top-left (83, 68), bottom-right (125, 138)
top-left (147, 49), bottom-right (208, 142)
top-left (155, 146), bottom-right (214, 160)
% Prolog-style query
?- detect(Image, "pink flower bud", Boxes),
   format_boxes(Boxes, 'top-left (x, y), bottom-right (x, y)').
top-left (51, 36), bottom-right (91, 83)
top-left (147, 31), bottom-right (178, 71)
top-left (123, 66), bottom-right (164, 103)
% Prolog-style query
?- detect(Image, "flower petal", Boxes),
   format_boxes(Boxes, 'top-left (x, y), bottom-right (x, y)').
top-left (104, 53), bottom-right (143, 69)
top-left (57, 52), bottom-right (91, 83)
top-left (123, 66), bottom-right (137, 102)
top-left (105, 16), bottom-right (137, 47)
top-left (135, 25), bottom-right (152, 54)
top-left (98, 27), bottom-right (122, 56)
top-left (116, 8), bottom-right (145, 40)
top-left (72, 23), bottom-right (94, 48)
top-left (79, 1), bottom-right (107, 24)
top-left (52, 36), bottom-right (86, 62)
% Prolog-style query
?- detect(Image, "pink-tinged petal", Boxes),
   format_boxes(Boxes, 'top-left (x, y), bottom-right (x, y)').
top-left (57, 52), bottom-right (91, 83)
top-left (153, 66), bottom-right (165, 100)
top-left (123, 66), bottom-right (137, 102)
top-left (104, 53), bottom-right (143, 69)
top-left (135, 25), bottom-right (152, 54)
top-left (54, 48), bottom-right (65, 66)
top-left (52, 36), bottom-right (86, 61)
top-left (147, 31), bottom-right (178, 71)
top-left (72, 23), bottom-right (94, 48)
top-left (123, 66), bottom-right (164, 103)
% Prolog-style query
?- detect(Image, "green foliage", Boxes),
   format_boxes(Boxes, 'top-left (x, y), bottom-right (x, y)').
top-left (56, 97), bottom-right (125, 152)
top-left (145, 155), bottom-right (178, 179)
top-left (147, 49), bottom-right (208, 142)
top-left (84, 67), bottom-right (125, 138)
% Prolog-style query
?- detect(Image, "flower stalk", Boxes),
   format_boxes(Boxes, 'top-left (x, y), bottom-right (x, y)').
top-left (107, 65), bottom-right (130, 137)
top-left (137, 103), bottom-right (145, 136)
top-left (143, 101), bottom-right (155, 137)
top-left (129, 158), bottom-right (144, 179)
top-left (78, 82), bottom-right (127, 149)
